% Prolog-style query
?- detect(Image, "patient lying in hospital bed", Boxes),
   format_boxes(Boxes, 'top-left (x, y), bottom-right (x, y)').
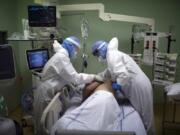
top-left (51, 81), bottom-right (147, 135)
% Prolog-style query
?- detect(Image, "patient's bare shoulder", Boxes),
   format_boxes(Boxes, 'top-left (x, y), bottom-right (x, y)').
top-left (95, 80), bottom-right (114, 95)
top-left (83, 80), bottom-right (114, 101)
top-left (83, 82), bottom-right (102, 101)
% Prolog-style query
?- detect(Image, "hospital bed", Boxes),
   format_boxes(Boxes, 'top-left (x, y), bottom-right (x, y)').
top-left (40, 86), bottom-right (145, 135)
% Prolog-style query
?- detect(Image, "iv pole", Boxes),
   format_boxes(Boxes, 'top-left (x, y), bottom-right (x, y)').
top-left (81, 17), bottom-right (89, 73)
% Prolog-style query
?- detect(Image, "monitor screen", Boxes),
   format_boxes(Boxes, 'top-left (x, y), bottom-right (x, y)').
top-left (0, 45), bottom-right (15, 79)
top-left (26, 49), bottom-right (49, 70)
top-left (28, 5), bottom-right (56, 27)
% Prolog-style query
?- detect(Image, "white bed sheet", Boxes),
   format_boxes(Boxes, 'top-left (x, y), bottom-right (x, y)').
top-left (51, 90), bottom-right (146, 135)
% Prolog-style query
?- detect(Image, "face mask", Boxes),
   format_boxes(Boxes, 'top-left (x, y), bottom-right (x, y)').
top-left (98, 56), bottom-right (106, 63)
top-left (71, 51), bottom-right (78, 59)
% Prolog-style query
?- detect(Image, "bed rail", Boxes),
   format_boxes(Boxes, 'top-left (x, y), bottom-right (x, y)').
top-left (41, 92), bottom-right (62, 135)
top-left (56, 130), bottom-right (135, 135)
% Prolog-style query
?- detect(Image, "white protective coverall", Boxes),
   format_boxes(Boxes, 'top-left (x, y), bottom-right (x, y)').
top-left (98, 37), bottom-right (155, 135)
top-left (34, 44), bottom-right (95, 134)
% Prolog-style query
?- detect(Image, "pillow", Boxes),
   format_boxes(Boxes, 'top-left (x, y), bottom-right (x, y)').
top-left (165, 83), bottom-right (180, 100)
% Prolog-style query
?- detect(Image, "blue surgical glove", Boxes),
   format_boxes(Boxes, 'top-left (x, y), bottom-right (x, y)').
top-left (112, 82), bottom-right (121, 91)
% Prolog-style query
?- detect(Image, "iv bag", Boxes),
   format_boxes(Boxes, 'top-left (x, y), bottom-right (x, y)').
top-left (81, 18), bottom-right (89, 39)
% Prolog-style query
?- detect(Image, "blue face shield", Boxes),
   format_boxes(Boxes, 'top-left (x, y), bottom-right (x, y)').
top-left (62, 36), bottom-right (81, 59)
top-left (62, 40), bottom-right (77, 59)
top-left (92, 41), bottom-right (108, 59)
top-left (98, 44), bottom-right (107, 59)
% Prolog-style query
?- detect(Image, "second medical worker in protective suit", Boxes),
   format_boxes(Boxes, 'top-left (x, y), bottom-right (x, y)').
top-left (34, 36), bottom-right (97, 134)
top-left (91, 37), bottom-right (155, 135)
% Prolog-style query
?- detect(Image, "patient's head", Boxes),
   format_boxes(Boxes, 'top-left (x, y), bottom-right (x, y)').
top-left (82, 80), bottom-right (114, 101)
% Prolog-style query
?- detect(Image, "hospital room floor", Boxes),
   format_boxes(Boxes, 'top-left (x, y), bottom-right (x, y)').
top-left (9, 103), bottom-right (180, 135)
top-left (9, 107), bottom-right (34, 135)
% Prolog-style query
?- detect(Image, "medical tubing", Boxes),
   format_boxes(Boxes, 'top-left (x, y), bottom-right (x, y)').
top-left (81, 38), bottom-right (87, 72)
top-left (115, 90), bottom-right (122, 99)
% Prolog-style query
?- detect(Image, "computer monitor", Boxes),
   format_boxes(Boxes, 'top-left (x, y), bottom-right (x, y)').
top-left (0, 45), bottom-right (15, 79)
top-left (26, 48), bottom-right (49, 71)
top-left (28, 5), bottom-right (56, 27)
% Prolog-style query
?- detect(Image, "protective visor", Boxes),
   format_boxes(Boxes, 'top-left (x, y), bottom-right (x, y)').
top-left (66, 37), bottom-right (80, 49)
top-left (92, 42), bottom-right (106, 56)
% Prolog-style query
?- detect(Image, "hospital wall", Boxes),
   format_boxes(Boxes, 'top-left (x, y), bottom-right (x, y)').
top-left (0, 0), bottom-right (33, 112)
top-left (0, 0), bottom-right (179, 112)
top-left (0, 0), bottom-right (23, 112)
top-left (15, 0), bottom-right (34, 91)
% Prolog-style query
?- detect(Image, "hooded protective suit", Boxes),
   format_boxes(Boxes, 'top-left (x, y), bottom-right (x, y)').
top-left (98, 37), bottom-right (155, 135)
top-left (34, 40), bottom-right (95, 134)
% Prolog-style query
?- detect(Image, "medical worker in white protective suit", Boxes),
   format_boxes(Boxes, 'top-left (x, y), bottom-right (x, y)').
top-left (91, 37), bottom-right (155, 135)
top-left (34, 36), bottom-right (98, 135)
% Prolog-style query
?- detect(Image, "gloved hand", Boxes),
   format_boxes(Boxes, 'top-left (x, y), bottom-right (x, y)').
top-left (112, 82), bottom-right (121, 91)
top-left (94, 75), bottom-right (104, 83)
top-left (53, 40), bottom-right (61, 52)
